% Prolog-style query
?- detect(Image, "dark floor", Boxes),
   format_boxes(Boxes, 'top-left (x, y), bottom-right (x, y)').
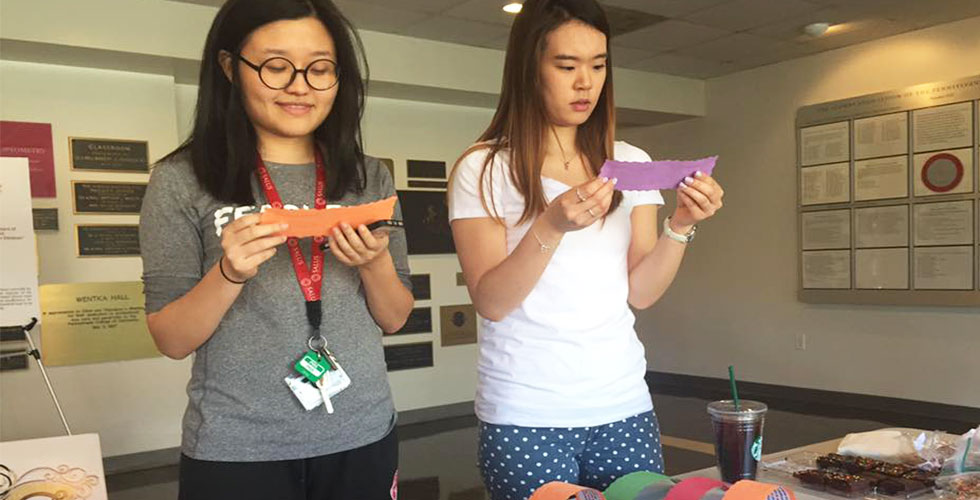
top-left (106, 393), bottom-right (893, 500)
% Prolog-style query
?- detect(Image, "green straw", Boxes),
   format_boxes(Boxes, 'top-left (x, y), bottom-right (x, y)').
top-left (728, 365), bottom-right (741, 411)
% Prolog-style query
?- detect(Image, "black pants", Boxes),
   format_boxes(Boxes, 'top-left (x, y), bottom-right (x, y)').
top-left (178, 428), bottom-right (398, 500)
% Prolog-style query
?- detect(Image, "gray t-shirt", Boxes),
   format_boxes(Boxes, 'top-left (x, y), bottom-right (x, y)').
top-left (139, 151), bottom-right (411, 461)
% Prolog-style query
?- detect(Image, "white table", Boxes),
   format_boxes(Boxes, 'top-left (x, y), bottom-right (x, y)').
top-left (674, 428), bottom-right (941, 500)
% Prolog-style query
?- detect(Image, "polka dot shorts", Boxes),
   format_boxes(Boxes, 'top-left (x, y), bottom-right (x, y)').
top-left (477, 411), bottom-right (665, 500)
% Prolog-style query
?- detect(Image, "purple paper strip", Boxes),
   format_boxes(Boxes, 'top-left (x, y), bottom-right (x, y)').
top-left (599, 156), bottom-right (718, 190)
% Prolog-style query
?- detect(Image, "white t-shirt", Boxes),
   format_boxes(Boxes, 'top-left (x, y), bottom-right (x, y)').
top-left (448, 141), bottom-right (664, 428)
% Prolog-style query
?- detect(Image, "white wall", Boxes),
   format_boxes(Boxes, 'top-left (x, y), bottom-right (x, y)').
top-left (0, 0), bottom-right (705, 122)
top-left (361, 96), bottom-right (494, 412)
top-left (621, 16), bottom-right (980, 409)
top-left (0, 61), bottom-right (190, 457)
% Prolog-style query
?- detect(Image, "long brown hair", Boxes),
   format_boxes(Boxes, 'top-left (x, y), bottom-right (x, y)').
top-left (451, 0), bottom-right (621, 224)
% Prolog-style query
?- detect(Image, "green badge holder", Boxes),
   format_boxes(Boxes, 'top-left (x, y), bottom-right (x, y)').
top-left (295, 350), bottom-right (332, 384)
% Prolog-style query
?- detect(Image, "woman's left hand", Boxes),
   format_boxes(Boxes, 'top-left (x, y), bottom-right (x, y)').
top-left (672, 171), bottom-right (724, 228)
top-left (328, 223), bottom-right (390, 268)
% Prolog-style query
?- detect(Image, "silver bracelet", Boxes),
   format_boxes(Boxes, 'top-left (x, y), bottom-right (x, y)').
top-left (663, 216), bottom-right (697, 244)
top-left (530, 229), bottom-right (555, 253)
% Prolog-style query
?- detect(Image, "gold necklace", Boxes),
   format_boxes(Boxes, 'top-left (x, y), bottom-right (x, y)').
top-left (552, 127), bottom-right (575, 170)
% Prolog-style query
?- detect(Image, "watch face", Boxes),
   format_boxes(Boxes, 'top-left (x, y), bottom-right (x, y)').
top-left (664, 217), bottom-right (695, 242)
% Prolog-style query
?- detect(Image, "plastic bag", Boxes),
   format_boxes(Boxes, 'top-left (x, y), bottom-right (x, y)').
top-left (915, 430), bottom-right (960, 471)
top-left (838, 429), bottom-right (919, 463)
top-left (935, 426), bottom-right (980, 500)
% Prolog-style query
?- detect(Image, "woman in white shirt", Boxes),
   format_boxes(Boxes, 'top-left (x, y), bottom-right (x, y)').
top-left (448, 0), bottom-right (724, 497)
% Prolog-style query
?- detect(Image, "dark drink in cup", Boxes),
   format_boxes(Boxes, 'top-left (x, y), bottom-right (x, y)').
top-left (707, 400), bottom-right (767, 484)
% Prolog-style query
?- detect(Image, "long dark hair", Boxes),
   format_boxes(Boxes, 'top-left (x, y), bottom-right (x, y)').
top-left (165, 0), bottom-right (368, 205)
top-left (453, 0), bottom-right (620, 224)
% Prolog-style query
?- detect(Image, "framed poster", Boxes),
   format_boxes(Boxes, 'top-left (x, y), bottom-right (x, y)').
top-left (39, 281), bottom-right (158, 366)
top-left (854, 112), bottom-right (908, 160)
top-left (800, 121), bottom-right (849, 166)
top-left (384, 342), bottom-right (433, 371)
top-left (854, 156), bottom-right (908, 201)
top-left (76, 225), bottom-right (140, 257)
top-left (801, 163), bottom-right (850, 205)
top-left (69, 137), bottom-right (149, 173)
top-left (801, 210), bottom-right (850, 250)
top-left (72, 181), bottom-right (147, 214)
top-left (914, 200), bottom-right (973, 246)
top-left (797, 74), bottom-right (980, 306)
top-left (409, 274), bottom-right (431, 301)
top-left (440, 304), bottom-right (477, 347)
top-left (394, 307), bottom-right (432, 335)
top-left (407, 159), bottom-right (447, 179)
top-left (0, 121), bottom-right (56, 197)
top-left (914, 246), bottom-right (974, 290)
top-left (912, 101), bottom-right (973, 153)
top-left (913, 149), bottom-right (973, 197)
top-left (801, 250), bottom-right (850, 289)
top-left (855, 248), bottom-right (909, 290)
top-left (855, 205), bottom-right (908, 249)
top-left (398, 190), bottom-right (456, 255)
top-left (32, 208), bottom-right (59, 230)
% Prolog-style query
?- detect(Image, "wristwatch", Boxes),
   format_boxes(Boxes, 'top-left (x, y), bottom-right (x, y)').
top-left (663, 216), bottom-right (697, 243)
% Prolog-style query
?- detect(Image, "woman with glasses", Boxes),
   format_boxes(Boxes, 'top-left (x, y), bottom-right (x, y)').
top-left (448, 0), bottom-right (724, 497)
top-left (139, 1), bottom-right (413, 498)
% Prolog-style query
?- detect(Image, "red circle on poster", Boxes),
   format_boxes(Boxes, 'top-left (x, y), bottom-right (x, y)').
top-left (921, 153), bottom-right (964, 193)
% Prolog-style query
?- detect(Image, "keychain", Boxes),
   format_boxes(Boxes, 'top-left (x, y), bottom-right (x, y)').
top-left (286, 334), bottom-right (351, 412)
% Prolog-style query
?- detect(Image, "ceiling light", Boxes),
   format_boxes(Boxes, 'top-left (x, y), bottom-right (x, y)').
top-left (825, 23), bottom-right (845, 35)
top-left (803, 22), bottom-right (831, 37)
top-left (503, 2), bottom-right (523, 14)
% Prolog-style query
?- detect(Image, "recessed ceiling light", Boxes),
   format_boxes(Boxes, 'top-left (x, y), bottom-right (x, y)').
top-left (503, 2), bottom-right (523, 14)
top-left (803, 22), bottom-right (831, 37)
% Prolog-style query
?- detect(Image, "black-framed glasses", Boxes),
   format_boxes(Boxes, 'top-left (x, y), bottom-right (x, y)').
top-left (237, 55), bottom-right (339, 91)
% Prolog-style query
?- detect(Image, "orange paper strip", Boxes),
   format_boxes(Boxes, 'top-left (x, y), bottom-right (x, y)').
top-left (723, 480), bottom-right (796, 500)
top-left (259, 196), bottom-right (397, 238)
top-left (529, 482), bottom-right (606, 500)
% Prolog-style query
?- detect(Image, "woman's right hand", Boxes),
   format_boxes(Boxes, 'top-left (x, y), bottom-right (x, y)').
top-left (220, 214), bottom-right (288, 281)
top-left (542, 176), bottom-right (616, 233)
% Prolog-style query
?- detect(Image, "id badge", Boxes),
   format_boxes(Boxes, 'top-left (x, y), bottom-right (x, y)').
top-left (285, 375), bottom-right (323, 411)
top-left (285, 358), bottom-right (351, 411)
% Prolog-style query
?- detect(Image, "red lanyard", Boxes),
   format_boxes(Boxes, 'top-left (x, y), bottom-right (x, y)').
top-left (255, 151), bottom-right (327, 331)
